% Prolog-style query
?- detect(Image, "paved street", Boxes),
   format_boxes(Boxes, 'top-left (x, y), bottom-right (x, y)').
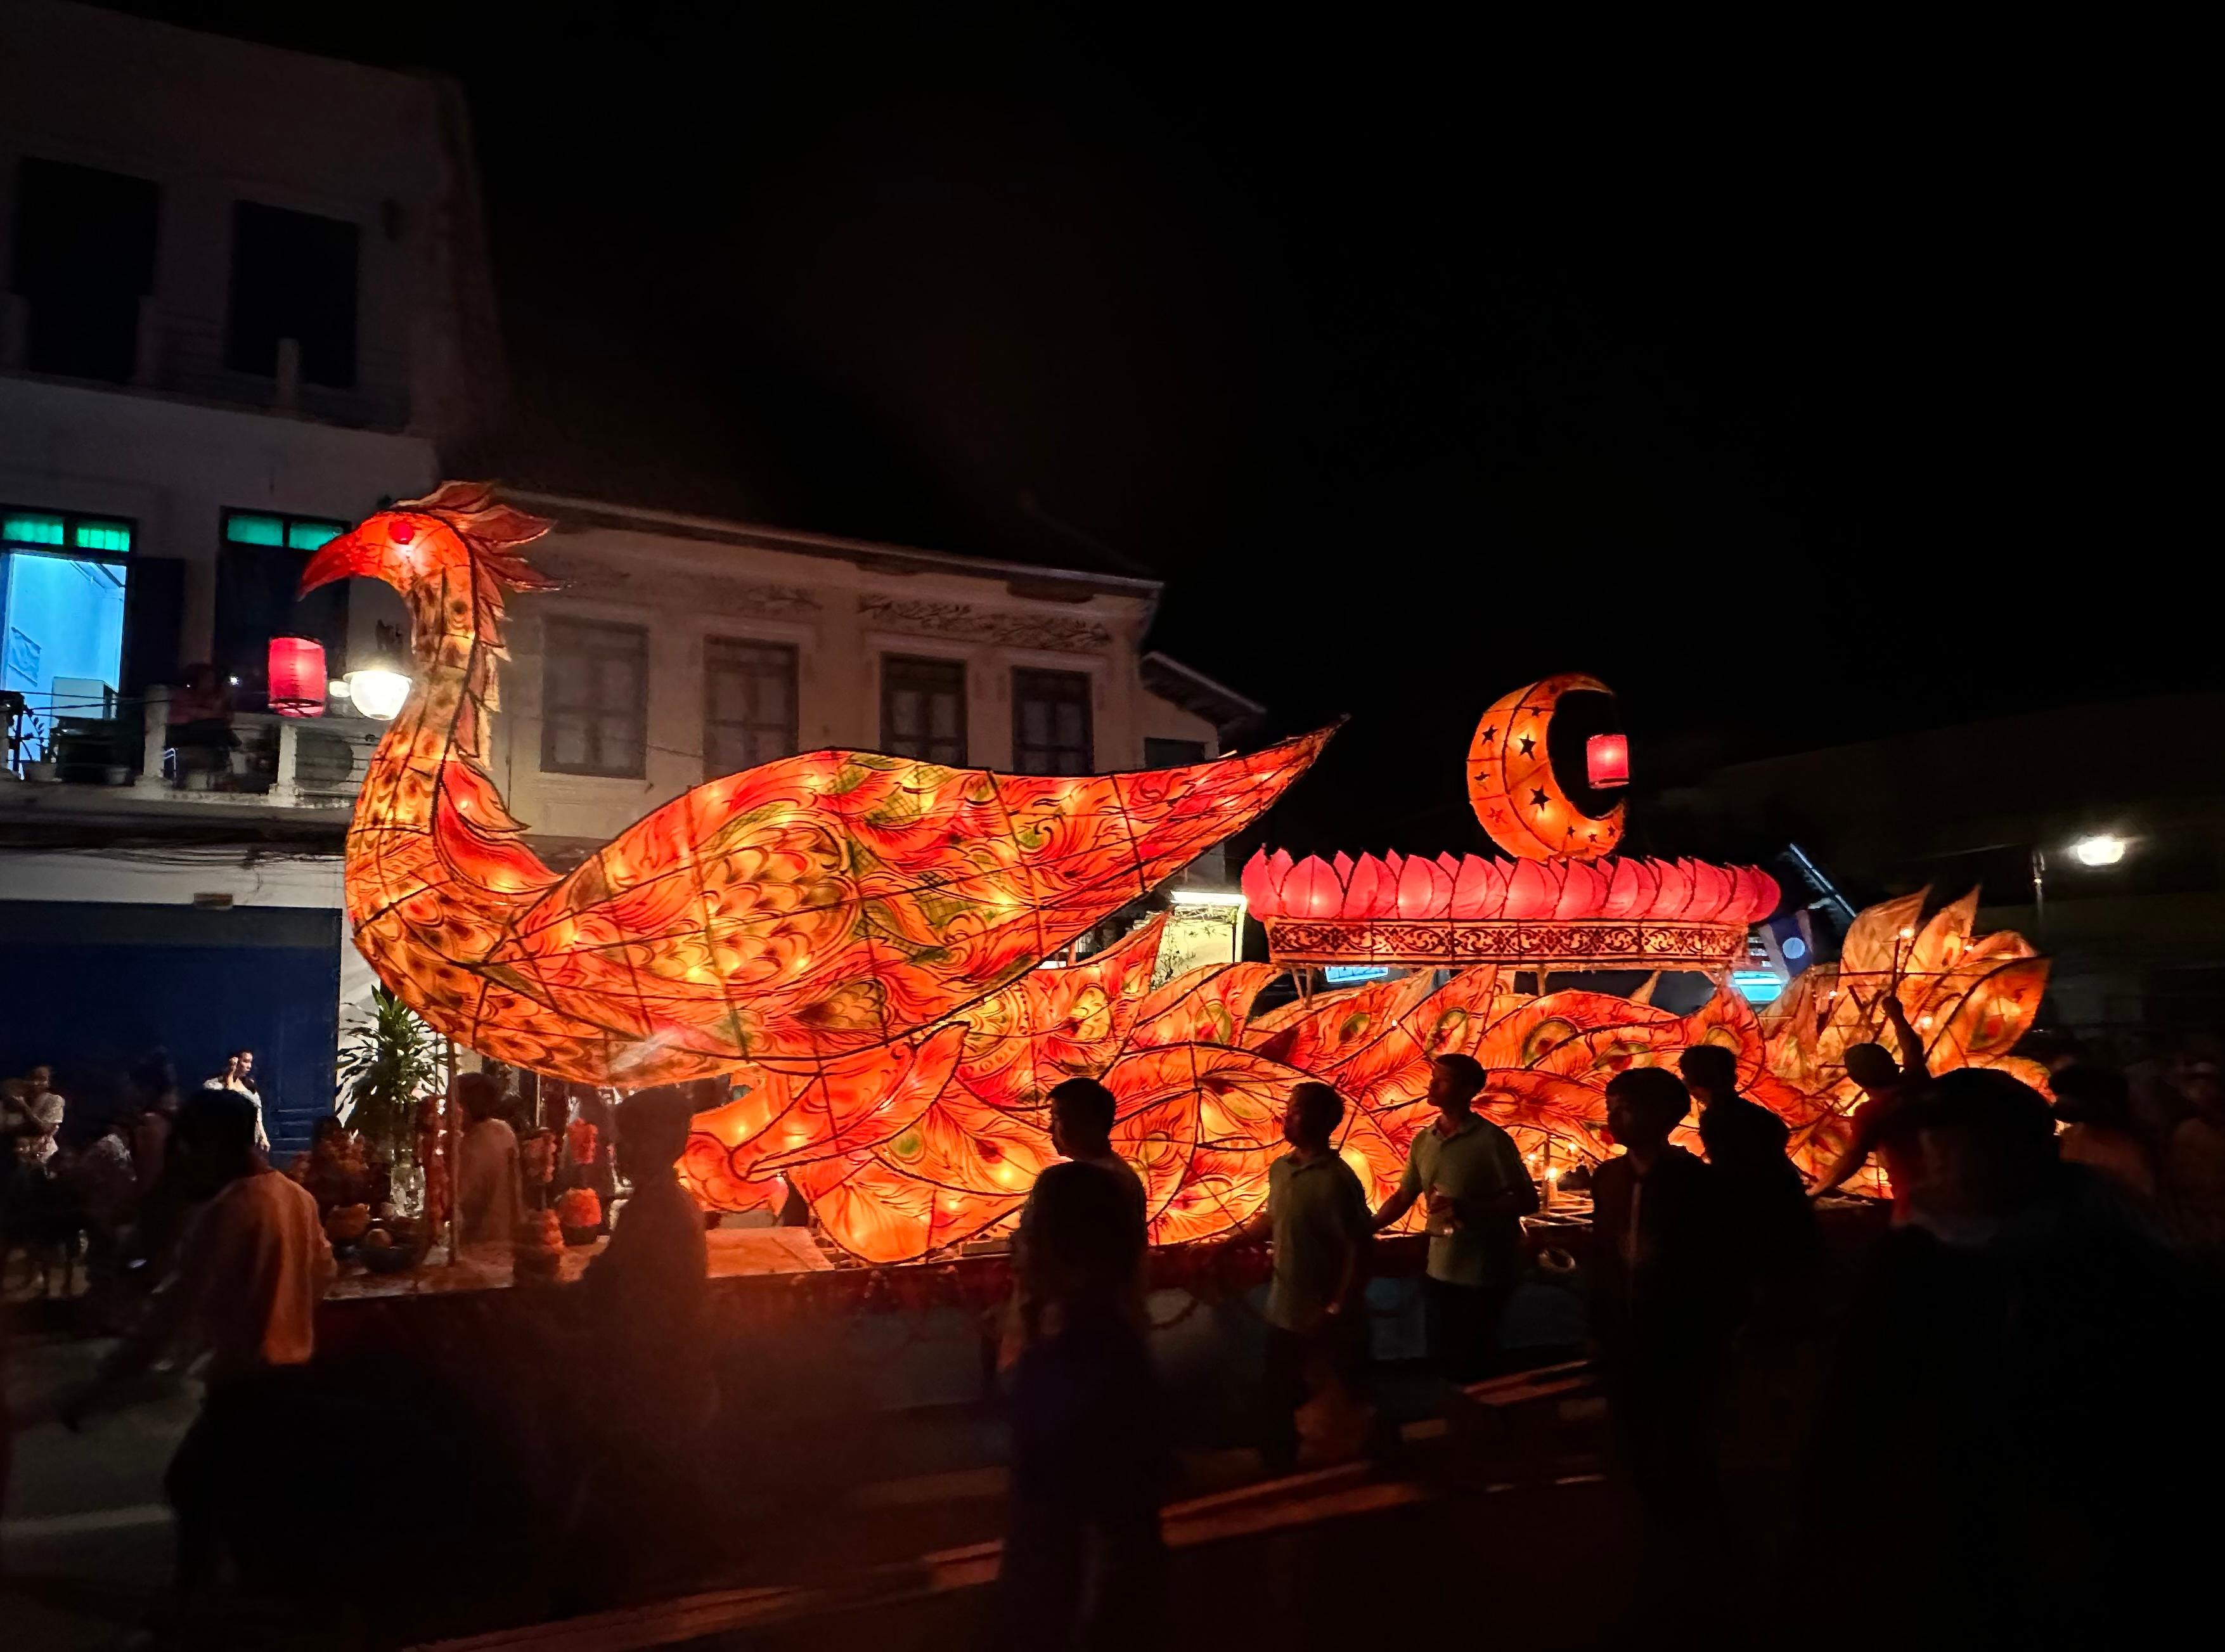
top-left (4, 1334), bottom-right (192, 1649)
top-left (6, 1318), bottom-right (1791, 1652)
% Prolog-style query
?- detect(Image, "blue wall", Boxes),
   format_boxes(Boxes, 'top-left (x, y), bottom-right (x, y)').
top-left (2, 551), bottom-right (127, 706)
top-left (0, 901), bottom-right (341, 1156)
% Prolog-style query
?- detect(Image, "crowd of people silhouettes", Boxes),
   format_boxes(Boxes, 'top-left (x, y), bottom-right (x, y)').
top-left (8, 995), bottom-right (2224, 1646)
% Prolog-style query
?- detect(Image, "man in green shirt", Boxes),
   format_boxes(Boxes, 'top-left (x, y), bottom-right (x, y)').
top-left (1230, 1081), bottom-right (1372, 1473)
top-left (1372, 1053), bottom-right (1537, 1382)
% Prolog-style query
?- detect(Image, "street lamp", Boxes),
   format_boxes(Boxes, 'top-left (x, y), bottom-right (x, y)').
top-left (2032, 832), bottom-right (2132, 937)
top-left (2070, 834), bottom-right (2128, 868)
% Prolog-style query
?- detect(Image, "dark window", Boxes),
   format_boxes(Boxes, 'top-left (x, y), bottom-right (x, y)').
top-left (704, 637), bottom-right (799, 777)
top-left (214, 512), bottom-right (348, 712)
top-left (1012, 669), bottom-right (1093, 775)
top-left (225, 202), bottom-right (359, 389)
top-left (9, 158), bottom-right (159, 382)
top-left (543, 619), bottom-right (647, 777)
top-left (880, 655), bottom-right (966, 765)
top-left (1, 509), bottom-right (134, 758)
top-left (1144, 737), bottom-right (1207, 770)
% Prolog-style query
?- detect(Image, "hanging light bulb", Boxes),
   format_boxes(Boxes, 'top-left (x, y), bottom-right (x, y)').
top-left (344, 666), bottom-right (411, 721)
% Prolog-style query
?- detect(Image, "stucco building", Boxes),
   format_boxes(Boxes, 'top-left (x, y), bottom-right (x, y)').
top-left (0, 4), bottom-right (1246, 1147)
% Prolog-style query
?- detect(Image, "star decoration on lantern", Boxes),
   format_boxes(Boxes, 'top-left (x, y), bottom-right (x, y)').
top-left (1465, 674), bottom-right (1625, 863)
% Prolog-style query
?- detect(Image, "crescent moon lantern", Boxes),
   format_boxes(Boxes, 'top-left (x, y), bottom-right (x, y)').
top-left (1465, 673), bottom-right (1625, 861)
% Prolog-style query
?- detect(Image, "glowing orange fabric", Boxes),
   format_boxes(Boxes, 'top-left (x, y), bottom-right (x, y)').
top-left (318, 498), bottom-right (2048, 1262)
top-left (306, 484), bottom-right (1331, 1089)
top-left (1466, 673), bottom-right (1625, 860)
top-left (680, 891), bottom-right (2046, 1262)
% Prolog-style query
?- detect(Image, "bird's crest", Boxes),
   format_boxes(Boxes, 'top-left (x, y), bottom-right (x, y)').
top-left (397, 481), bottom-right (559, 596)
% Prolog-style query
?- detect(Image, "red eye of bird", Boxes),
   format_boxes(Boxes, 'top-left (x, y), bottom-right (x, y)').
top-left (391, 519), bottom-right (416, 545)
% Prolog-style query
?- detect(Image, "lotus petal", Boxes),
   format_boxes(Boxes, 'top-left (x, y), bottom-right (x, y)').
top-left (1346, 852), bottom-right (1396, 918)
top-left (1554, 859), bottom-right (1609, 919)
top-left (1601, 858), bottom-right (1651, 920)
top-left (1452, 855), bottom-right (1507, 919)
top-left (1240, 848), bottom-right (1275, 908)
top-left (1502, 859), bottom-right (1561, 921)
top-left (1397, 853), bottom-right (1455, 919)
top-left (1686, 860), bottom-right (1731, 921)
top-left (1290, 856), bottom-right (1343, 918)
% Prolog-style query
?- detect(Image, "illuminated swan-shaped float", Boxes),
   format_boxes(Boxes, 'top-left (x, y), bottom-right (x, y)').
top-left (314, 491), bottom-right (2049, 1262)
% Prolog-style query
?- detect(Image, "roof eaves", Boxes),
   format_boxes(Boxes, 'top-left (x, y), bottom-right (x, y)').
top-left (503, 488), bottom-right (1164, 602)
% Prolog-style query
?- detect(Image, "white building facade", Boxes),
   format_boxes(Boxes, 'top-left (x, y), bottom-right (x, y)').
top-left (0, 6), bottom-right (1245, 1149)
top-left (496, 493), bottom-right (1221, 865)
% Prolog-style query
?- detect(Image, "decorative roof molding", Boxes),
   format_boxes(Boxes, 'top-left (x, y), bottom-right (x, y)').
top-left (858, 593), bottom-right (1112, 652)
top-left (532, 548), bottom-right (821, 617)
top-left (503, 489), bottom-right (1162, 600)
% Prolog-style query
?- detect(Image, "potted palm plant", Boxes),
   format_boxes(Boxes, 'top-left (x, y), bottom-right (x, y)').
top-left (335, 988), bottom-right (442, 1267)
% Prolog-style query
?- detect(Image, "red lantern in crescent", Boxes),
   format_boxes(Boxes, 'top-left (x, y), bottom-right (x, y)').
top-left (1465, 673), bottom-right (1625, 861)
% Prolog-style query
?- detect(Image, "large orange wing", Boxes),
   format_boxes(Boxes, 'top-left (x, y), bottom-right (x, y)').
top-left (950, 914), bottom-right (1166, 1112)
top-left (472, 730), bottom-right (1329, 1080)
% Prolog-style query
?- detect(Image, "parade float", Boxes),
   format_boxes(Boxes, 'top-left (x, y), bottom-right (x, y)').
top-left (307, 487), bottom-right (2051, 1278)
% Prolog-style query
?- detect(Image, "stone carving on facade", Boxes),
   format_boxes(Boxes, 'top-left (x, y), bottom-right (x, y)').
top-left (858, 593), bottom-right (1112, 652)
top-left (533, 549), bottom-right (822, 617)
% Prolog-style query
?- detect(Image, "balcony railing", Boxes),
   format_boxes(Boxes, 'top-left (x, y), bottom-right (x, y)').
top-left (1, 687), bottom-right (382, 813)
top-left (133, 689), bottom-right (384, 808)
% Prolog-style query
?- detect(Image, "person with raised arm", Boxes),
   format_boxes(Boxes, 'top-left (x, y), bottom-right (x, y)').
top-left (1810, 991), bottom-right (1931, 1219)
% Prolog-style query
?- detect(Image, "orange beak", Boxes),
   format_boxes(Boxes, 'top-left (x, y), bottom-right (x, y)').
top-left (299, 524), bottom-right (396, 597)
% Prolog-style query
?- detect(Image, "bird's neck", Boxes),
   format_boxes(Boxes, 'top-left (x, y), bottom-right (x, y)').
top-left (358, 567), bottom-right (507, 839)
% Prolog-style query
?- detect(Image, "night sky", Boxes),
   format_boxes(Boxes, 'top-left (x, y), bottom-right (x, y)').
top-left (119, 8), bottom-right (2207, 855)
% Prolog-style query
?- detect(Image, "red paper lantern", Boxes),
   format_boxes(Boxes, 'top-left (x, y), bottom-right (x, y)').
top-left (1585, 732), bottom-right (1630, 789)
top-left (268, 636), bottom-right (326, 718)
